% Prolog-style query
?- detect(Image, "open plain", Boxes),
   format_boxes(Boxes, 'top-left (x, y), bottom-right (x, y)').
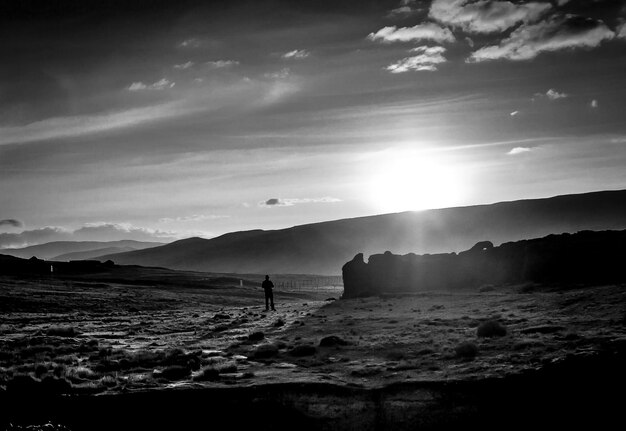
top-left (1, 268), bottom-right (625, 430)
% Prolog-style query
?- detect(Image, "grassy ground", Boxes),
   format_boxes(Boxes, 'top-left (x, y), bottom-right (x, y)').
top-left (2, 270), bottom-right (625, 399)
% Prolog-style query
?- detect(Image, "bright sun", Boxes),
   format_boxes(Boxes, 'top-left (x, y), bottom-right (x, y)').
top-left (368, 151), bottom-right (465, 213)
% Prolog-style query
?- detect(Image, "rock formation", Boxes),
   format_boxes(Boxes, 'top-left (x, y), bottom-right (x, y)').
top-left (342, 230), bottom-right (626, 298)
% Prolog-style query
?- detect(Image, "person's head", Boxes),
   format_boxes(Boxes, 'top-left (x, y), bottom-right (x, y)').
top-left (265, 275), bottom-right (269, 280)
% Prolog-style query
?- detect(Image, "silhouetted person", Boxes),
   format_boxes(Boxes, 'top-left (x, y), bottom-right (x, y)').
top-left (262, 275), bottom-right (275, 311)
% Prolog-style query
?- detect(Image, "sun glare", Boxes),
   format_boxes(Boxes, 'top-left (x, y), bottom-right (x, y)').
top-left (368, 151), bottom-right (466, 213)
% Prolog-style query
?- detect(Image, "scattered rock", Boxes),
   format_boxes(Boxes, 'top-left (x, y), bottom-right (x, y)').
top-left (455, 341), bottom-right (479, 359)
top-left (479, 284), bottom-right (495, 293)
top-left (273, 340), bottom-right (288, 349)
top-left (288, 344), bottom-right (317, 357)
top-left (325, 297), bottom-right (336, 301)
top-left (213, 313), bottom-right (231, 320)
top-left (273, 318), bottom-right (285, 327)
top-left (252, 344), bottom-right (279, 359)
top-left (248, 331), bottom-right (265, 342)
top-left (319, 335), bottom-right (349, 347)
top-left (477, 320), bottom-right (507, 338)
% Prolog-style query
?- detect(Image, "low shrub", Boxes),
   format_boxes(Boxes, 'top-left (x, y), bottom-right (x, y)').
top-left (477, 320), bottom-right (507, 338)
top-left (319, 336), bottom-right (348, 347)
top-left (455, 341), bottom-right (479, 359)
top-left (158, 365), bottom-right (190, 381)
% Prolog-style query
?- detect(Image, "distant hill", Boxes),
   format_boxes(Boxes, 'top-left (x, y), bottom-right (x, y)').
top-left (101, 189), bottom-right (626, 275)
top-left (52, 246), bottom-right (139, 262)
top-left (0, 240), bottom-right (164, 261)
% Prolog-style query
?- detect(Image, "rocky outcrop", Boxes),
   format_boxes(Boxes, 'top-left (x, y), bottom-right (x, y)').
top-left (342, 230), bottom-right (626, 298)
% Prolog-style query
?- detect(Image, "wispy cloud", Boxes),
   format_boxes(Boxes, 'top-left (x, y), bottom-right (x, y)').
top-left (281, 49), bottom-right (309, 59)
top-left (159, 214), bottom-right (229, 223)
top-left (368, 22), bottom-right (456, 44)
top-left (260, 197), bottom-right (341, 207)
top-left (534, 88), bottom-right (568, 100)
top-left (0, 102), bottom-right (190, 146)
top-left (387, 0), bottom-right (421, 18)
top-left (429, 0), bottom-right (552, 34)
top-left (128, 78), bottom-right (175, 91)
top-left (264, 68), bottom-right (291, 79)
top-left (468, 15), bottom-right (615, 62)
top-left (546, 88), bottom-right (568, 100)
top-left (618, 22), bottom-right (626, 39)
top-left (174, 61), bottom-right (194, 70)
top-left (0, 219), bottom-right (23, 228)
top-left (510, 110), bottom-right (519, 116)
top-left (386, 46), bottom-right (447, 73)
top-left (507, 146), bottom-right (533, 155)
top-left (591, 99), bottom-right (599, 108)
top-left (206, 60), bottom-right (240, 69)
top-left (179, 38), bottom-right (200, 48)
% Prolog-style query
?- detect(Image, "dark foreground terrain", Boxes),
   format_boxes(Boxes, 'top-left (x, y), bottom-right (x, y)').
top-left (1, 266), bottom-right (625, 430)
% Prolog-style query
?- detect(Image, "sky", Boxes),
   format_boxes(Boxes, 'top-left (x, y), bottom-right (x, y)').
top-left (1, 0), bottom-right (626, 248)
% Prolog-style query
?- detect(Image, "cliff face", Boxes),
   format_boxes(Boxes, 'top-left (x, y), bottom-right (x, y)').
top-left (342, 230), bottom-right (626, 298)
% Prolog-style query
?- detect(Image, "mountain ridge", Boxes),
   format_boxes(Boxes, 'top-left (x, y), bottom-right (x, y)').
top-left (0, 240), bottom-right (165, 261)
top-left (100, 189), bottom-right (626, 275)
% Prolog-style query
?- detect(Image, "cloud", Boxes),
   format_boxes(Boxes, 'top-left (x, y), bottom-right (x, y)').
top-left (510, 110), bottom-right (519, 116)
top-left (0, 102), bottom-right (190, 146)
top-left (386, 46), bottom-right (448, 73)
top-left (468, 15), bottom-right (615, 62)
top-left (128, 78), bottom-right (175, 91)
top-left (264, 68), bottom-right (291, 79)
top-left (368, 22), bottom-right (456, 43)
top-left (387, 0), bottom-right (422, 17)
top-left (0, 219), bottom-right (23, 228)
top-left (532, 88), bottom-right (568, 100)
top-left (260, 197), bottom-right (341, 207)
top-left (179, 38), bottom-right (200, 48)
top-left (173, 61), bottom-right (194, 70)
top-left (429, 0), bottom-right (552, 33)
top-left (159, 214), bottom-right (230, 223)
top-left (264, 198), bottom-right (282, 206)
top-left (0, 223), bottom-right (179, 249)
top-left (617, 22), bottom-right (626, 39)
top-left (0, 227), bottom-right (67, 249)
top-left (206, 60), bottom-right (240, 69)
top-left (507, 146), bottom-right (532, 155)
top-left (590, 99), bottom-right (598, 108)
top-left (282, 49), bottom-right (310, 59)
top-left (546, 88), bottom-right (567, 100)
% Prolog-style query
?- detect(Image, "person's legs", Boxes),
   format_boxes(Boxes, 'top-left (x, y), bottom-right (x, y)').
top-left (270, 291), bottom-right (275, 310)
top-left (265, 291), bottom-right (269, 310)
